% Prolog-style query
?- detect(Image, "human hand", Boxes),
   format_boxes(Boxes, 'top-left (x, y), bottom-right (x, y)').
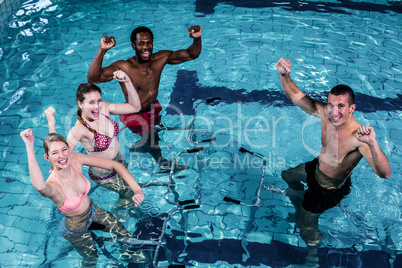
top-left (45, 107), bottom-right (55, 116)
top-left (100, 36), bottom-right (116, 50)
top-left (356, 126), bottom-right (376, 145)
top-left (20, 128), bottom-right (35, 146)
top-left (45, 107), bottom-right (56, 122)
top-left (132, 189), bottom-right (145, 207)
top-left (113, 70), bottom-right (130, 83)
top-left (277, 58), bottom-right (292, 75)
top-left (188, 25), bottom-right (202, 39)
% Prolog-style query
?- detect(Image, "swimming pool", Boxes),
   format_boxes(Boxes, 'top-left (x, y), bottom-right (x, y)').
top-left (0, 0), bottom-right (401, 267)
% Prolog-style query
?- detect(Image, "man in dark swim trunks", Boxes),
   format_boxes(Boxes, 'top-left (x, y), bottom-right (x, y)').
top-left (276, 58), bottom-right (391, 266)
top-left (87, 25), bottom-right (202, 168)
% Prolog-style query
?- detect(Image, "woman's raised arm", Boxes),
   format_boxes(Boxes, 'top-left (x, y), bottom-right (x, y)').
top-left (45, 107), bottom-right (57, 133)
top-left (20, 129), bottom-right (52, 197)
top-left (106, 70), bottom-right (142, 114)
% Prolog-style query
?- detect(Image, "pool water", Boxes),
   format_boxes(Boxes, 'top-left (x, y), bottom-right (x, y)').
top-left (0, 0), bottom-right (401, 267)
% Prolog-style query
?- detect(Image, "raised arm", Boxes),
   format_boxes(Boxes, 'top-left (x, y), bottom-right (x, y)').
top-left (74, 153), bottom-right (145, 206)
top-left (106, 70), bottom-right (142, 114)
top-left (167, 25), bottom-right (202, 64)
top-left (87, 36), bottom-right (120, 83)
top-left (45, 107), bottom-right (56, 133)
top-left (276, 58), bottom-right (325, 117)
top-left (20, 129), bottom-right (52, 197)
top-left (44, 107), bottom-right (79, 152)
top-left (66, 128), bottom-right (80, 152)
top-left (356, 126), bottom-right (391, 179)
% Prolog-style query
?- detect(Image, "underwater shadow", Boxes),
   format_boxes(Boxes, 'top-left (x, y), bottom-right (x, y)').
top-left (126, 213), bottom-right (394, 267)
top-left (195, 0), bottom-right (402, 16)
top-left (166, 70), bottom-right (402, 116)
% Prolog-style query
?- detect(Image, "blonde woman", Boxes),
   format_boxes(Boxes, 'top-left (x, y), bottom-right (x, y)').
top-left (20, 129), bottom-right (144, 267)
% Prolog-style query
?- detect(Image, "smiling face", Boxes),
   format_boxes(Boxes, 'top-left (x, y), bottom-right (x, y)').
top-left (326, 93), bottom-right (356, 127)
top-left (78, 91), bottom-right (103, 121)
top-left (45, 141), bottom-right (71, 169)
top-left (132, 32), bottom-right (153, 62)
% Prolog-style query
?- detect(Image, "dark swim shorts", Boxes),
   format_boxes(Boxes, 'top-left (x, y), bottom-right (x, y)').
top-left (119, 100), bottom-right (162, 135)
top-left (301, 158), bottom-right (352, 214)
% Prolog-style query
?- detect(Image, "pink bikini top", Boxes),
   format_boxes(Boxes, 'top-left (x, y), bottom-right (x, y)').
top-left (54, 164), bottom-right (91, 212)
top-left (83, 113), bottom-right (119, 153)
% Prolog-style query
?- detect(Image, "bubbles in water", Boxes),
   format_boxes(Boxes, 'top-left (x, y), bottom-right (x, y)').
top-left (0, 87), bottom-right (25, 115)
top-left (2, 81), bottom-right (9, 89)
top-left (10, 87), bottom-right (25, 104)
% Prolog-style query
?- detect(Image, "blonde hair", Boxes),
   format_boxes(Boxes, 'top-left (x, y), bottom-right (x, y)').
top-left (43, 133), bottom-right (69, 156)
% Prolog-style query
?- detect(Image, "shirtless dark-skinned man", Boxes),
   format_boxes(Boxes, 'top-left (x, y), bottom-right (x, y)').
top-left (277, 57), bottom-right (391, 266)
top-left (87, 25), bottom-right (202, 169)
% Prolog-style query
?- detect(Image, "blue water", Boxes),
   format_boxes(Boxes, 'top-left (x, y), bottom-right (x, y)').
top-left (0, 0), bottom-right (401, 267)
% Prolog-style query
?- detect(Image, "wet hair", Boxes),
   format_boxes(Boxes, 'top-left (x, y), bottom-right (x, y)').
top-left (76, 83), bottom-right (102, 135)
top-left (43, 133), bottom-right (69, 156)
top-left (130, 26), bottom-right (154, 44)
top-left (329, 84), bottom-right (355, 105)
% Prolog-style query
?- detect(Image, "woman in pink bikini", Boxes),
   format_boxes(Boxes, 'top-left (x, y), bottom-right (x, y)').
top-left (20, 128), bottom-right (144, 267)
top-left (45, 70), bottom-right (141, 210)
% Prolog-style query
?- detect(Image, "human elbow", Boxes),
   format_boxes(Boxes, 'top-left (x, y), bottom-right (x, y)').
top-left (187, 49), bottom-right (201, 60)
top-left (114, 162), bottom-right (125, 171)
top-left (381, 169), bottom-right (391, 179)
top-left (378, 167), bottom-right (391, 179)
top-left (133, 104), bottom-right (142, 113)
top-left (37, 187), bottom-right (48, 196)
top-left (290, 93), bottom-right (307, 104)
top-left (87, 72), bottom-right (102, 83)
top-left (87, 74), bottom-right (96, 83)
top-left (190, 53), bottom-right (200, 60)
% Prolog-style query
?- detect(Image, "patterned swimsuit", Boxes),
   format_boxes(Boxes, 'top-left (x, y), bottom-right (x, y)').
top-left (84, 113), bottom-right (119, 153)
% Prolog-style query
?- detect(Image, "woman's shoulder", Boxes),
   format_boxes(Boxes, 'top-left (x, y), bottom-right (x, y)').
top-left (46, 173), bottom-right (57, 184)
top-left (71, 120), bottom-right (83, 130)
top-left (69, 154), bottom-right (85, 171)
top-left (101, 102), bottom-right (112, 115)
top-left (71, 120), bottom-right (91, 136)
